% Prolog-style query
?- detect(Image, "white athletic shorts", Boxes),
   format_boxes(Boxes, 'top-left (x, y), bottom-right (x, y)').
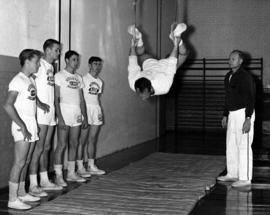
top-left (37, 104), bottom-right (56, 126)
top-left (12, 115), bottom-right (39, 142)
top-left (59, 103), bottom-right (82, 127)
top-left (86, 104), bottom-right (103, 125)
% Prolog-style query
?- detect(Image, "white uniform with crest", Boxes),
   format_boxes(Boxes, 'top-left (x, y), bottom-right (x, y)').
top-left (82, 73), bottom-right (103, 125)
top-left (55, 70), bottom-right (84, 127)
top-left (8, 72), bottom-right (39, 142)
top-left (35, 58), bottom-right (56, 125)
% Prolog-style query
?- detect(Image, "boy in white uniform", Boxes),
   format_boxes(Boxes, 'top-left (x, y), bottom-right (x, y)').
top-left (54, 50), bottom-right (88, 186)
top-left (128, 23), bottom-right (188, 100)
top-left (77, 56), bottom-right (105, 176)
top-left (4, 49), bottom-right (48, 209)
top-left (29, 39), bottom-right (62, 197)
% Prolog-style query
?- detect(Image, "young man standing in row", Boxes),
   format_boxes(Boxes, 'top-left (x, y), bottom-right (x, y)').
top-left (29, 39), bottom-right (62, 197)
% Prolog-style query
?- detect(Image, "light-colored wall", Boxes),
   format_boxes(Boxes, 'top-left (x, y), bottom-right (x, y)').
top-left (165, 0), bottom-right (270, 131)
top-left (68, 0), bottom-right (158, 157)
top-left (0, 0), bottom-right (59, 56)
top-left (0, 0), bottom-right (59, 189)
top-left (0, 0), bottom-right (160, 188)
top-left (184, 0), bottom-right (270, 86)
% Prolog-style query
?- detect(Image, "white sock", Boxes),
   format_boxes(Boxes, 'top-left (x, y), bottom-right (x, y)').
top-left (76, 160), bottom-right (84, 170)
top-left (40, 171), bottom-right (49, 183)
top-left (88, 159), bottom-right (95, 168)
top-left (67, 161), bottom-right (75, 174)
top-left (9, 181), bottom-right (18, 202)
top-left (54, 164), bottom-right (63, 176)
top-left (18, 181), bottom-right (26, 197)
top-left (29, 174), bottom-right (38, 188)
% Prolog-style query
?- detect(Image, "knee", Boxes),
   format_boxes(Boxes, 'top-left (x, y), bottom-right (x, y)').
top-left (25, 157), bottom-right (32, 165)
top-left (34, 144), bottom-right (45, 156)
top-left (55, 142), bottom-right (66, 153)
top-left (43, 142), bottom-right (52, 152)
top-left (89, 135), bottom-right (97, 143)
top-left (13, 159), bottom-right (26, 169)
top-left (69, 138), bottom-right (79, 149)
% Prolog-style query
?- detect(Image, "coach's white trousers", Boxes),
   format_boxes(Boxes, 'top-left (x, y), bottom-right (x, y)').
top-left (226, 108), bottom-right (255, 181)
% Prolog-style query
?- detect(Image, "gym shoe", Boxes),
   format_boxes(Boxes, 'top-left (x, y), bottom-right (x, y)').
top-left (169, 22), bottom-right (187, 40)
top-left (77, 168), bottom-right (91, 178)
top-left (55, 175), bottom-right (68, 187)
top-left (232, 180), bottom-right (251, 187)
top-left (18, 193), bottom-right (40, 202)
top-left (87, 165), bottom-right (106, 175)
top-left (8, 198), bottom-right (31, 210)
top-left (127, 24), bottom-right (142, 39)
top-left (29, 185), bottom-right (48, 197)
top-left (173, 23), bottom-right (187, 37)
top-left (40, 180), bottom-right (63, 191)
top-left (66, 173), bottom-right (86, 182)
top-left (217, 175), bottom-right (238, 182)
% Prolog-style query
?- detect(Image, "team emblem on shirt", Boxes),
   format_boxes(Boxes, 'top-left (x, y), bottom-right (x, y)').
top-left (66, 77), bottom-right (81, 89)
top-left (88, 82), bottom-right (100, 95)
top-left (27, 84), bottom-right (36, 100)
top-left (47, 69), bottom-right (55, 86)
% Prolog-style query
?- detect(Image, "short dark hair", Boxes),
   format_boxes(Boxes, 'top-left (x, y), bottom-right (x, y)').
top-left (19, 49), bottom-right (41, 66)
top-left (88, 56), bottom-right (102, 64)
top-left (65, 50), bottom-right (79, 61)
top-left (231, 50), bottom-right (245, 64)
top-left (134, 77), bottom-right (152, 93)
top-left (43, 39), bottom-right (60, 51)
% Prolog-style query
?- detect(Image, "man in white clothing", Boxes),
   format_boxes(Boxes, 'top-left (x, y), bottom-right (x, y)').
top-left (128, 23), bottom-right (188, 100)
top-left (77, 56), bottom-right (105, 176)
top-left (29, 39), bottom-right (62, 198)
top-left (54, 50), bottom-right (88, 186)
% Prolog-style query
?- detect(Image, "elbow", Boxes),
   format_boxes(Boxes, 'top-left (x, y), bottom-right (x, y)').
top-left (3, 103), bottom-right (8, 111)
top-left (3, 103), bottom-right (10, 114)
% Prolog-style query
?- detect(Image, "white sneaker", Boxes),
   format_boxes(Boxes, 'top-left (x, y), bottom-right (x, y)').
top-left (67, 173), bottom-right (86, 182)
top-left (232, 180), bottom-right (251, 187)
top-left (88, 165), bottom-right (106, 175)
top-left (217, 175), bottom-right (238, 182)
top-left (55, 175), bottom-right (68, 187)
top-left (40, 180), bottom-right (63, 191)
top-left (173, 23), bottom-right (187, 37)
top-left (127, 24), bottom-right (142, 39)
top-left (18, 193), bottom-right (40, 202)
top-left (29, 185), bottom-right (48, 197)
top-left (169, 23), bottom-right (187, 40)
top-left (77, 168), bottom-right (91, 178)
top-left (8, 198), bottom-right (31, 210)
